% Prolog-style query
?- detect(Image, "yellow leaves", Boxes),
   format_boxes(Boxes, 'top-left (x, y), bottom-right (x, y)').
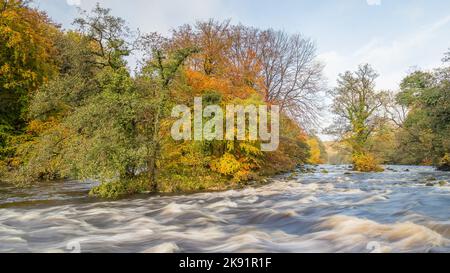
top-left (307, 138), bottom-right (324, 164)
top-left (0, 159), bottom-right (7, 177)
top-left (352, 153), bottom-right (384, 172)
top-left (210, 152), bottom-right (241, 176)
top-left (27, 118), bottom-right (59, 135)
top-left (232, 169), bottom-right (253, 183)
top-left (0, 1), bottom-right (58, 91)
top-left (8, 156), bottom-right (22, 169)
top-left (438, 154), bottom-right (450, 170)
top-left (239, 142), bottom-right (263, 157)
top-left (209, 141), bottom-right (262, 183)
top-left (4, 28), bottom-right (23, 48)
top-left (226, 141), bottom-right (235, 152)
top-left (441, 154), bottom-right (450, 165)
top-left (0, 63), bottom-right (10, 73)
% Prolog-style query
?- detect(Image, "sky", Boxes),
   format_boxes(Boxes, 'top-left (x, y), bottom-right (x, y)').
top-left (32, 0), bottom-right (450, 140)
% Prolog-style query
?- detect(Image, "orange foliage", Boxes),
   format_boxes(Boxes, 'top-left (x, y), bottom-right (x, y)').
top-left (184, 69), bottom-right (256, 100)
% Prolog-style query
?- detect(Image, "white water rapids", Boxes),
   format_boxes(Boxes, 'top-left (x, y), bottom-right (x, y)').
top-left (0, 165), bottom-right (449, 253)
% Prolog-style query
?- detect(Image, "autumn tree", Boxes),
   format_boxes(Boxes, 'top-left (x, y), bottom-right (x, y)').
top-left (257, 30), bottom-right (324, 127)
top-left (0, 0), bottom-right (58, 161)
top-left (3, 5), bottom-right (314, 197)
top-left (171, 21), bottom-right (324, 129)
top-left (16, 5), bottom-right (197, 192)
top-left (137, 36), bottom-right (198, 191)
top-left (307, 135), bottom-right (327, 164)
top-left (170, 22), bottom-right (313, 182)
top-left (328, 64), bottom-right (385, 172)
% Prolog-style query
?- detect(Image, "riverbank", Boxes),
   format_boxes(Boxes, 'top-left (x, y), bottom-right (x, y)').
top-left (2, 163), bottom-right (448, 201)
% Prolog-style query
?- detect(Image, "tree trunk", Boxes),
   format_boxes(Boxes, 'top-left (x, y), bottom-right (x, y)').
top-left (148, 155), bottom-right (158, 192)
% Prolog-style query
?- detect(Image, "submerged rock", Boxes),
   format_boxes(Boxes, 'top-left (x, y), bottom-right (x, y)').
top-left (439, 181), bottom-right (448, 187)
top-left (302, 168), bottom-right (316, 173)
top-left (287, 173), bottom-right (297, 179)
top-left (437, 165), bottom-right (450, 172)
top-left (426, 182), bottom-right (435, 187)
top-left (437, 154), bottom-right (450, 171)
top-left (298, 165), bottom-right (316, 173)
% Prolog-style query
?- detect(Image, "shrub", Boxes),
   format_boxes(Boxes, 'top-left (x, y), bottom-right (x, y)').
top-left (352, 153), bottom-right (384, 172)
top-left (158, 171), bottom-right (231, 193)
top-left (89, 177), bottom-right (149, 199)
top-left (210, 153), bottom-right (242, 176)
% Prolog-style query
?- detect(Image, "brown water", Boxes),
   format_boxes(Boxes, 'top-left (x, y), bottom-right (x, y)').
top-left (0, 165), bottom-right (449, 253)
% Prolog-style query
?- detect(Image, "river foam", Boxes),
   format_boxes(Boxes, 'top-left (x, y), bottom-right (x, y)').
top-left (0, 165), bottom-right (449, 253)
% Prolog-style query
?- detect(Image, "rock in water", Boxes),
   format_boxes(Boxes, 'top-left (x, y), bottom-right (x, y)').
top-left (437, 165), bottom-right (450, 171)
top-left (438, 154), bottom-right (450, 171)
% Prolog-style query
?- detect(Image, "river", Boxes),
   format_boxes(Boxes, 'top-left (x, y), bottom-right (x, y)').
top-left (0, 165), bottom-right (449, 253)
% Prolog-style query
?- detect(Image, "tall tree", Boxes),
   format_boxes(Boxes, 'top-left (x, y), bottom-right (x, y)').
top-left (171, 21), bottom-right (325, 129)
top-left (0, 0), bottom-right (58, 159)
top-left (328, 64), bottom-right (385, 171)
top-left (8, 4), bottom-right (134, 183)
top-left (138, 40), bottom-right (197, 191)
top-left (257, 29), bottom-right (324, 127)
top-left (73, 3), bottom-right (132, 70)
top-left (395, 52), bottom-right (450, 169)
top-left (3, 6), bottom-right (313, 196)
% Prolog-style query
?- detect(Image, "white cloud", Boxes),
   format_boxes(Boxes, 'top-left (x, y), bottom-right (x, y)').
top-left (77, 0), bottom-right (228, 35)
top-left (318, 14), bottom-right (450, 90)
top-left (366, 0), bottom-right (381, 6)
top-left (317, 14), bottom-right (450, 138)
top-left (66, 0), bottom-right (81, 6)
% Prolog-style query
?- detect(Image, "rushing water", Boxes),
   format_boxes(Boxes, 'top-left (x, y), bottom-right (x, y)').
top-left (0, 165), bottom-right (449, 253)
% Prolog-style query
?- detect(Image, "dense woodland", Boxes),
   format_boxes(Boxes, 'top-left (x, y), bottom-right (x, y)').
top-left (0, 1), bottom-right (449, 198)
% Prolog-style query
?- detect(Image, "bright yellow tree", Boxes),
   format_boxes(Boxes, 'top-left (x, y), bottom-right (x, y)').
top-left (307, 137), bottom-right (324, 164)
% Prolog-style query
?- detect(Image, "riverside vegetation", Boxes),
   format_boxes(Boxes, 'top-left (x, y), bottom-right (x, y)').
top-left (0, 1), bottom-right (449, 198)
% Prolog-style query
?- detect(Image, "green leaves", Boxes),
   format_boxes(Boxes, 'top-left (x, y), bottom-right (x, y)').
top-left (2, 4), bottom-right (313, 195)
top-left (147, 47), bottom-right (199, 88)
top-left (328, 64), bottom-right (385, 168)
top-left (74, 3), bottom-right (131, 70)
top-left (396, 55), bottom-right (450, 166)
